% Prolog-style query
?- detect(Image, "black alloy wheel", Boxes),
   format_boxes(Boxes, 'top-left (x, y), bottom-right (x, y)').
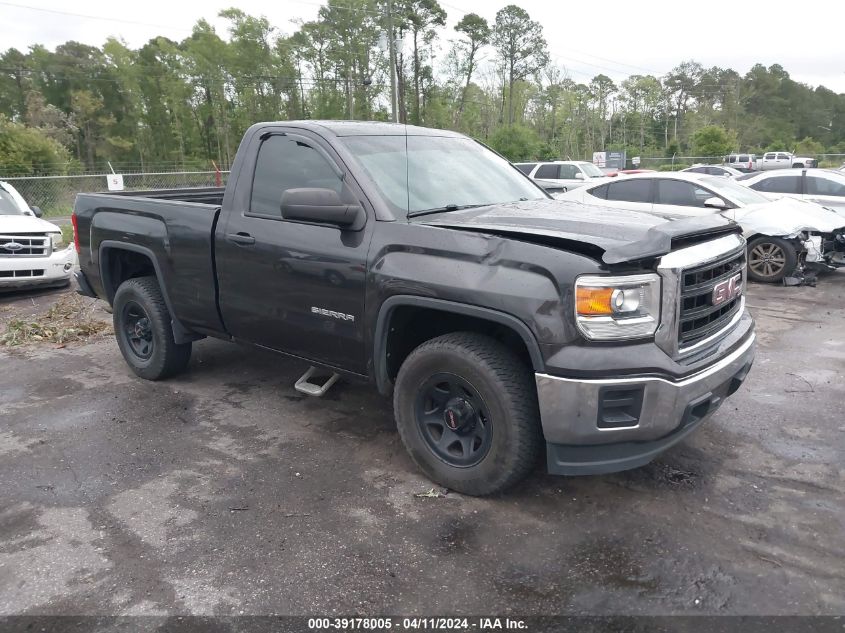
top-left (121, 300), bottom-right (155, 361)
top-left (414, 373), bottom-right (493, 468)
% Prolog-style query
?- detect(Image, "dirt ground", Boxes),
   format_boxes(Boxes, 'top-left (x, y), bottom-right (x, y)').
top-left (1, 274), bottom-right (843, 616)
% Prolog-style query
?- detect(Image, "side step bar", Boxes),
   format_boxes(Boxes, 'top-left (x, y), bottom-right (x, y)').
top-left (295, 366), bottom-right (340, 397)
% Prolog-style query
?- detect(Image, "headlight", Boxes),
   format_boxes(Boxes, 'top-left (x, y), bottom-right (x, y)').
top-left (50, 232), bottom-right (65, 252)
top-left (575, 273), bottom-right (661, 340)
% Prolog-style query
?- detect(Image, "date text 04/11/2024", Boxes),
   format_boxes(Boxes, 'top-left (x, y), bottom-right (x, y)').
top-left (307, 617), bottom-right (527, 630)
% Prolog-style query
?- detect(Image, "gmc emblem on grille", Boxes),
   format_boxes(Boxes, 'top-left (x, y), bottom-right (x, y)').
top-left (711, 273), bottom-right (742, 306)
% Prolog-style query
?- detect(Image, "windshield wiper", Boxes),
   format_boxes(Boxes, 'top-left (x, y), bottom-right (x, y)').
top-left (408, 203), bottom-right (487, 218)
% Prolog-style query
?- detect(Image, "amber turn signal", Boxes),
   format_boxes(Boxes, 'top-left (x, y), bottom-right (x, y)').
top-left (576, 286), bottom-right (614, 315)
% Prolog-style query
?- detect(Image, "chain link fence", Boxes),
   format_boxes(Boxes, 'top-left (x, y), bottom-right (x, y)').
top-left (637, 153), bottom-right (845, 171)
top-left (1, 171), bottom-right (230, 217)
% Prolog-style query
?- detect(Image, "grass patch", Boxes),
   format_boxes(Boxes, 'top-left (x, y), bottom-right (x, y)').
top-left (0, 294), bottom-right (110, 347)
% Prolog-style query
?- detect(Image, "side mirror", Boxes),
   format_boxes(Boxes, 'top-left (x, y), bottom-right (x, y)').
top-left (574, 172), bottom-right (586, 180)
top-left (31, 206), bottom-right (43, 218)
top-left (703, 196), bottom-right (728, 210)
top-left (281, 188), bottom-right (364, 230)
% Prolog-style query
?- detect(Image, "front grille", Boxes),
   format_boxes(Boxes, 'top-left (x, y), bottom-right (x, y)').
top-left (678, 249), bottom-right (745, 348)
top-left (0, 234), bottom-right (50, 257)
top-left (0, 269), bottom-right (45, 278)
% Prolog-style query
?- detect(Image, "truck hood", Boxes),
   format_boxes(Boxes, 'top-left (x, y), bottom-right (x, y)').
top-left (415, 199), bottom-right (739, 264)
top-left (0, 214), bottom-right (61, 234)
top-left (725, 197), bottom-right (845, 236)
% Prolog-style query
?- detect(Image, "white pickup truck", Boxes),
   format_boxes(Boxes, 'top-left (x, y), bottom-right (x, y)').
top-left (759, 151), bottom-right (817, 170)
top-left (0, 181), bottom-right (75, 291)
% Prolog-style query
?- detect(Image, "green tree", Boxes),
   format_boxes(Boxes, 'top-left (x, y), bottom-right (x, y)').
top-left (794, 137), bottom-right (824, 156)
top-left (487, 124), bottom-right (539, 160)
top-left (453, 13), bottom-right (490, 125)
top-left (491, 5), bottom-right (548, 125)
top-left (692, 126), bottom-right (737, 158)
top-left (0, 116), bottom-right (70, 176)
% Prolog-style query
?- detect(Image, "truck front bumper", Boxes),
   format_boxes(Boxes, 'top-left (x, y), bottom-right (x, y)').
top-left (0, 246), bottom-right (76, 291)
top-left (537, 332), bottom-right (755, 476)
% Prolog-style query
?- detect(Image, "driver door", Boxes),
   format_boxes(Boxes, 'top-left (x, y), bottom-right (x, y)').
top-left (215, 130), bottom-right (374, 374)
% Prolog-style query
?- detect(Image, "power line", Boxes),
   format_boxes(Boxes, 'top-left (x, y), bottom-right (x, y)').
top-left (0, 1), bottom-right (193, 32)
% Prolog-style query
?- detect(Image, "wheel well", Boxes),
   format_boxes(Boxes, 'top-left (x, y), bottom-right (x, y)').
top-left (383, 306), bottom-right (535, 384)
top-left (102, 248), bottom-right (156, 302)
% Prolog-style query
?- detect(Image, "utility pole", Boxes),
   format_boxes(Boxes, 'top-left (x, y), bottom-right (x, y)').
top-left (387, 0), bottom-right (398, 123)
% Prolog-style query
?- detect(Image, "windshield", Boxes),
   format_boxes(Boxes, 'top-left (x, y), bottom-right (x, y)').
top-left (580, 162), bottom-right (605, 178)
top-left (700, 176), bottom-right (771, 206)
top-left (340, 135), bottom-right (547, 215)
top-left (0, 187), bottom-right (27, 215)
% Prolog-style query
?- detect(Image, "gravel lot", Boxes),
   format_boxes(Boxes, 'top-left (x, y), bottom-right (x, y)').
top-left (1, 274), bottom-right (843, 616)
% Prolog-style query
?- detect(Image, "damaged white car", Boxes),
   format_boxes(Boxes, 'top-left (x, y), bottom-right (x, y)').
top-left (555, 172), bottom-right (845, 283)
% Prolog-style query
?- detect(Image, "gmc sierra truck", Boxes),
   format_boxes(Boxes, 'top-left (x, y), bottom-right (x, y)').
top-left (73, 121), bottom-right (756, 495)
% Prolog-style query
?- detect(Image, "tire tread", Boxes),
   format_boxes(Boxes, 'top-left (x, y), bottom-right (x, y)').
top-left (394, 332), bottom-right (541, 495)
top-left (113, 276), bottom-right (191, 380)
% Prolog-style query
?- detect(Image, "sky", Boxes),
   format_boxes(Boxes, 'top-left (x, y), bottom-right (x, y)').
top-left (2, 0), bottom-right (845, 94)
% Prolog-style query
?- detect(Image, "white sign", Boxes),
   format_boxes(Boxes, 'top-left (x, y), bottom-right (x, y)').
top-left (632, 156), bottom-right (641, 166)
top-left (106, 174), bottom-right (124, 191)
top-left (592, 151), bottom-right (606, 168)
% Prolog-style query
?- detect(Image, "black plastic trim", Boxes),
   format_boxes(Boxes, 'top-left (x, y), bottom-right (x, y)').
top-left (373, 295), bottom-right (544, 396)
top-left (98, 240), bottom-right (203, 345)
top-left (73, 269), bottom-right (96, 298)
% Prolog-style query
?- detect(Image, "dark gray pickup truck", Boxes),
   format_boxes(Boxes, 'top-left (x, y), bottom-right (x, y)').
top-left (73, 121), bottom-right (755, 495)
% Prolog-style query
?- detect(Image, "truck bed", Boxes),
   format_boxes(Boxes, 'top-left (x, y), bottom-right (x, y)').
top-left (74, 190), bottom-right (225, 335)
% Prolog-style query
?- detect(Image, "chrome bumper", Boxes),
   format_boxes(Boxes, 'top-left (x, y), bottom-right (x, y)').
top-left (537, 332), bottom-right (755, 475)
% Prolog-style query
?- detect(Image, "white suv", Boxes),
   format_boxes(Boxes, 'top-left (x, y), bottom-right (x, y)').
top-left (0, 181), bottom-right (75, 291)
top-left (515, 160), bottom-right (606, 193)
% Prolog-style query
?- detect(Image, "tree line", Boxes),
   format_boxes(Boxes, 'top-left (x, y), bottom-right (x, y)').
top-left (1, 0), bottom-right (844, 176)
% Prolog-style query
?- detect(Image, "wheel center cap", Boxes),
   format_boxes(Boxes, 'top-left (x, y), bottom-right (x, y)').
top-left (444, 398), bottom-right (475, 433)
top-left (134, 319), bottom-right (150, 338)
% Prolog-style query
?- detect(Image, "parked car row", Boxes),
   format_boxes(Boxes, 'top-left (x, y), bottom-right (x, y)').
top-left (554, 171), bottom-right (845, 283)
top-left (0, 181), bottom-right (76, 292)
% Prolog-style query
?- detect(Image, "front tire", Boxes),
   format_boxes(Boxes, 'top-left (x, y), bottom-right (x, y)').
top-left (112, 276), bottom-right (192, 380)
top-left (393, 332), bottom-right (541, 496)
top-left (747, 236), bottom-right (798, 283)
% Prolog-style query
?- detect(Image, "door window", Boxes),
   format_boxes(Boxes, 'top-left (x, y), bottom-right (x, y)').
top-left (806, 174), bottom-right (845, 196)
top-left (250, 135), bottom-right (345, 217)
top-left (764, 153), bottom-right (776, 160)
top-left (534, 164), bottom-right (560, 179)
top-left (515, 163), bottom-right (536, 175)
top-left (656, 180), bottom-right (711, 207)
top-left (750, 175), bottom-right (802, 194)
top-left (588, 184), bottom-right (609, 199)
top-left (558, 164), bottom-right (580, 179)
top-left (606, 179), bottom-right (653, 203)
top-left (776, 153), bottom-right (790, 161)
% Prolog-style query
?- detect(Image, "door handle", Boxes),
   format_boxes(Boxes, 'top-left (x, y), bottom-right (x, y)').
top-left (227, 232), bottom-right (255, 245)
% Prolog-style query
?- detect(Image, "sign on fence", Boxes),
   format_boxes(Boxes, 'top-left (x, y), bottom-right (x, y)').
top-left (106, 174), bottom-right (124, 191)
top-left (593, 151), bottom-right (627, 170)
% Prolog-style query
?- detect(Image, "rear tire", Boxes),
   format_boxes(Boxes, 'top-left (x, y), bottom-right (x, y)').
top-left (393, 332), bottom-right (541, 496)
top-left (112, 276), bottom-right (192, 380)
top-left (747, 236), bottom-right (798, 284)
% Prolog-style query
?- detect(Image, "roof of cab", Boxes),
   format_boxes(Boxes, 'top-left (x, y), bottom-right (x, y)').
top-left (265, 120), bottom-right (467, 138)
